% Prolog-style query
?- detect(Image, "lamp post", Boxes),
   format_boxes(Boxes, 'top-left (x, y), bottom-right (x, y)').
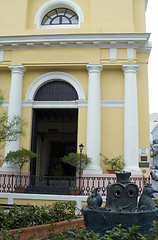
top-left (79, 143), bottom-right (84, 194)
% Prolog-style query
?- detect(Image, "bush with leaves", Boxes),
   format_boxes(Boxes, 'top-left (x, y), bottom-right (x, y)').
top-left (100, 154), bottom-right (124, 170)
top-left (5, 148), bottom-right (37, 179)
top-left (0, 229), bottom-right (21, 240)
top-left (0, 201), bottom-right (77, 230)
top-left (1, 219), bottom-right (158, 239)
top-left (62, 152), bottom-right (91, 173)
top-left (47, 222), bottom-right (158, 240)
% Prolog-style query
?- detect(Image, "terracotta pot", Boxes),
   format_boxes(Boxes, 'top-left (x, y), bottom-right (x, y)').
top-left (15, 186), bottom-right (25, 193)
top-left (70, 188), bottom-right (80, 195)
top-left (107, 169), bottom-right (119, 174)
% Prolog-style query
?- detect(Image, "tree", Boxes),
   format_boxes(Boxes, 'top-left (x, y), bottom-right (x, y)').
top-left (0, 90), bottom-right (26, 150)
top-left (5, 148), bottom-right (37, 184)
top-left (62, 152), bottom-right (91, 173)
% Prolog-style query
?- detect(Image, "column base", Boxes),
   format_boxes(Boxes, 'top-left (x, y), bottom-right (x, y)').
top-left (0, 163), bottom-right (20, 173)
top-left (83, 165), bottom-right (102, 174)
top-left (123, 166), bottom-right (142, 175)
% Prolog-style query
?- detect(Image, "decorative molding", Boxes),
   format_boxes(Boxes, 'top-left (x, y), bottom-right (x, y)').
top-left (127, 48), bottom-right (134, 61)
top-left (101, 100), bottom-right (124, 108)
top-left (137, 41), bottom-right (152, 53)
top-left (23, 100), bottom-right (85, 108)
top-left (122, 64), bottom-right (139, 74)
top-left (86, 64), bottom-right (103, 74)
top-left (34, 0), bottom-right (84, 29)
top-left (0, 51), bottom-right (4, 62)
top-left (0, 33), bottom-right (151, 53)
top-left (8, 65), bottom-right (26, 74)
top-left (0, 100), bottom-right (9, 107)
top-left (25, 72), bottom-right (85, 101)
top-left (1, 100), bottom-right (124, 108)
top-left (110, 48), bottom-right (117, 61)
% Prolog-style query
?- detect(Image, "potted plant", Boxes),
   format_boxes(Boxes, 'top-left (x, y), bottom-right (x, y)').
top-left (54, 165), bottom-right (65, 176)
top-left (69, 186), bottom-right (80, 195)
top-left (62, 152), bottom-right (91, 194)
top-left (100, 154), bottom-right (124, 174)
top-left (62, 152), bottom-right (91, 174)
top-left (5, 148), bottom-right (37, 192)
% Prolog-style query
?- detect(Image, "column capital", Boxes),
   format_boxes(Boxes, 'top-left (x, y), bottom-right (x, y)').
top-left (122, 64), bottom-right (139, 74)
top-left (86, 64), bottom-right (103, 74)
top-left (8, 65), bottom-right (26, 74)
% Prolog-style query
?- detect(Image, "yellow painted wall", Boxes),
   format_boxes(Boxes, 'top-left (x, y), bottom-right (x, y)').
top-left (0, 198), bottom-right (8, 204)
top-left (101, 69), bottom-right (124, 100)
top-left (77, 108), bottom-right (87, 154)
top-left (133, 0), bottom-right (146, 32)
top-left (0, 50), bottom-right (150, 174)
top-left (0, 0), bottom-right (28, 32)
top-left (101, 108), bottom-right (124, 173)
top-left (91, 0), bottom-right (134, 32)
top-left (11, 48), bottom-right (100, 67)
top-left (13, 198), bottom-right (61, 206)
top-left (20, 108), bottom-right (33, 172)
top-left (0, 0), bottom-right (150, 174)
top-left (0, 71), bottom-right (11, 99)
top-left (0, 0), bottom-right (146, 34)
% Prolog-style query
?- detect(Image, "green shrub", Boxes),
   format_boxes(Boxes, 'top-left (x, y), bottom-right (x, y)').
top-left (0, 229), bottom-right (21, 240)
top-left (1, 221), bottom-right (158, 239)
top-left (0, 201), bottom-right (77, 230)
top-left (48, 222), bottom-right (158, 240)
top-left (62, 152), bottom-right (91, 173)
top-left (0, 229), bottom-right (36, 240)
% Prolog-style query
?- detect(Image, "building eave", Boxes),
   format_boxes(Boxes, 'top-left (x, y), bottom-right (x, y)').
top-left (0, 32), bottom-right (151, 52)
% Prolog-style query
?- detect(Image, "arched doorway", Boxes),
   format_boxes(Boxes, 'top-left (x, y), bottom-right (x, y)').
top-left (30, 80), bottom-right (79, 177)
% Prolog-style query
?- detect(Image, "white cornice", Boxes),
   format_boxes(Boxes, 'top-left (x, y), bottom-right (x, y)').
top-left (0, 33), bottom-right (151, 52)
top-left (101, 100), bottom-right (124, 108)
top-left (1, 100), bottom-right (124, 108)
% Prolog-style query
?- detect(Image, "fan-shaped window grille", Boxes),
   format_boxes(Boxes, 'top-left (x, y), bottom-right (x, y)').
top-left (34, 81), bottom-right (78, 101)
top-left (41, 8), bottom-right (78, 25)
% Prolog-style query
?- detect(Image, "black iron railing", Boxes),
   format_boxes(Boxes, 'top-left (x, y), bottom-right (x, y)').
top-left (0, 174), bottom-right (150, 196)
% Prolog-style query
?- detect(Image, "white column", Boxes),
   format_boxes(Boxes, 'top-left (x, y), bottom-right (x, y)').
top-left (122, 64), bottom-right (141, 175)
top-left (83, 64), bottom-right (103, 174)
top-left (2, 65), bottom-right (26, 171)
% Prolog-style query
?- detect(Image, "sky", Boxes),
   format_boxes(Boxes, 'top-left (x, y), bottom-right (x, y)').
top-left (146, 0), bottom-right (158, 114)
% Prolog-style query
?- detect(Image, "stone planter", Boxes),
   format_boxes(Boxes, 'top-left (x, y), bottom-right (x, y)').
top-left (6, 217), bottom-right (84, 240)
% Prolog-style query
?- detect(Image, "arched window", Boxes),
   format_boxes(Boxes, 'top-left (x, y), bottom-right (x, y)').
top-left (34, 0), bottom-right (84, 29)
top-left (25, 72), bottom-right (85, 101)
top-left (34, 81), bottom-right (78, 101)
top-left (41, 8), bottom-right (78, 26)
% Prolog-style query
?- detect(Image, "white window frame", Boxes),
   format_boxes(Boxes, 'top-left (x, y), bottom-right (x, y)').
top-left (34, 0), bottom-right (84, 29)
top-left (25, 72), bottom-right (85, 101)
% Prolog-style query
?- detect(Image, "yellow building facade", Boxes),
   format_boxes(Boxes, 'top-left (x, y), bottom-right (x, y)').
top-left (0, 0), bottom-right (151, 176)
